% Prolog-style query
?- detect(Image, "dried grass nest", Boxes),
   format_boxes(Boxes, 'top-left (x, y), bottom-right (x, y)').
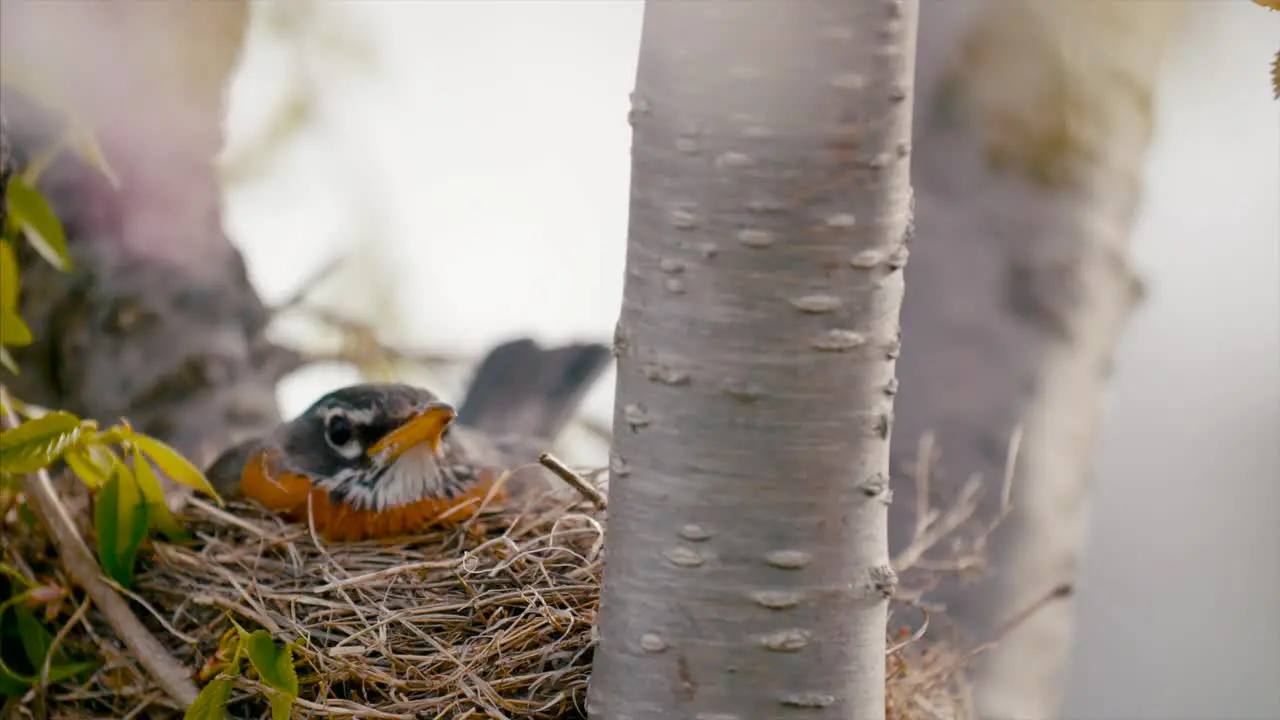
top-left (10, 474), bottom-right (975, 720)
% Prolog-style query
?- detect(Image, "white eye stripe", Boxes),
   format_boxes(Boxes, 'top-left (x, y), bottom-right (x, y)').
top-left (328, 438), bottom-right (362, 460)
top-left (320, 406), bottom-right (378, 425)
top-left (321, 407), bottom-right (369, 460)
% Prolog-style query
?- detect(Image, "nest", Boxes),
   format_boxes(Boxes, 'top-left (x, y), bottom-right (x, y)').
top-left (6, 476), bottom-right (976, 720)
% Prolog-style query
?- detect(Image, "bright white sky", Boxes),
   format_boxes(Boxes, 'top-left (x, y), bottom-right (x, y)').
top-left (221, 3), bottom-right (1279, 717)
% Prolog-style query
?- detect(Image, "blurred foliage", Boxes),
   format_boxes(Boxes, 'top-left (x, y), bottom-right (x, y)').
top-left (0, 61), bottom-right (120, 190)
top-left (0, 80), bottom-right (298, 715)
top-left (218, 0), bottom-right (379, 185)
top-left (1255, 0), bottom-right (1280, 98)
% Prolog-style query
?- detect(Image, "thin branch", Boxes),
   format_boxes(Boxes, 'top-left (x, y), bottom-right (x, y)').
top-left (0, 394), bottom-right (199, 708)
top-left (272, 254), bottom-right (347, 314)
top-left (985, 583), bottom-right (1074, 646)
top-left (538, 453), bottom-right (608, 511)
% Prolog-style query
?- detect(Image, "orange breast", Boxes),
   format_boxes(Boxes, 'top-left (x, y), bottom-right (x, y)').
top-left (239, 451), bottom-right (507, 541)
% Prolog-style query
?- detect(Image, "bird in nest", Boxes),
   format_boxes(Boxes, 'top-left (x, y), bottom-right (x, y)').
top-left (204, 338), bottom-right (610, 541)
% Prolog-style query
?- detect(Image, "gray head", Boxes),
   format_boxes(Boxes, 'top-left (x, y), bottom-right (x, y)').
top-left (271, 383), bottom-right (459, 511)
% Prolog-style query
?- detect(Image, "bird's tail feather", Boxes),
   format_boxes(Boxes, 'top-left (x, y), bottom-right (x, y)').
top-left (456, 337), bottom-right (610, 442)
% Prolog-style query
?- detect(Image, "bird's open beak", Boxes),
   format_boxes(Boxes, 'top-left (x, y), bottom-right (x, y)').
top-left (367, 401), bottom-right (457, 461)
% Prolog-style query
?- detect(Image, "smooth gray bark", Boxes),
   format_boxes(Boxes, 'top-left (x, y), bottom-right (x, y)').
top-left (589, 1), bottom-right (919, 717)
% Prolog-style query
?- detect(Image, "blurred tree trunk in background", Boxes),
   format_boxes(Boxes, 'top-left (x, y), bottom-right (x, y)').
top-left (0, 0), bottom-right (288, 497)
top-left (589, 1), bottom-right (917, 717)
top-left (893, 2), bottom-right (1186, 717)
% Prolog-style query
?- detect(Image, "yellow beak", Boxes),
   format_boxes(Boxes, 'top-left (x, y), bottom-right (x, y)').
top-left (366, 401), bottom-right (457, 461)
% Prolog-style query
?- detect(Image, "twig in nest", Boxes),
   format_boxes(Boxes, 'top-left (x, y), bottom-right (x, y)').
top-left (0, 393), bottom-right (198, 707)
top-left (538, 453), bottom-right (607, 510)
top-left (892, 425), bottom-right (1023, 575)
top-left (959, 583), bottom-right (1074, 666)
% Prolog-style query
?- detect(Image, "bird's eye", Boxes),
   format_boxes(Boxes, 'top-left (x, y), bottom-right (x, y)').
top-left (324, 413), bottom-right (360, 458)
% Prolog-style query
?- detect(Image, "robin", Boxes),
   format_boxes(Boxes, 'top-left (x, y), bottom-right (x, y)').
top-left (204, 338), bottom-right (611, 541)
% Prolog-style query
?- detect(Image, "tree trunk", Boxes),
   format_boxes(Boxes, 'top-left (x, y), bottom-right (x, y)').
top-left (890, 2), bottom-right (1186, 717)
top-left (0, 0), bottom-right (291, 491)
top-left (588, 1), bottom-right (919, 717)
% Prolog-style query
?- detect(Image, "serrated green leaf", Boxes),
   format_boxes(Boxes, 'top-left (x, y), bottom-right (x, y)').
top-left (2, 395), bottom-right (49, 420)
top-left (0, 309), bottom-right (33, 348)
top-left (184, 675), bottom-right (235, 720)
top-left (129, 433), bottom-right (221, 504)
top-left (0, 240), bottom-right (18, 313)
top-left (4, 177), bottom-right (70, 272)
top-left (131, 445), bottom-right (188, 542)
top-left (64, 445), bottom-right (111, 489)
top-left (0, 411), bottom-right (82, 474)
top-left (270, 691), bottom-right (296, 720)
top-left (94, 463), bottom-right (150, 588)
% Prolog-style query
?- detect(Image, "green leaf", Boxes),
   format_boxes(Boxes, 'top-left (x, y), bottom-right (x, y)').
top-left (0, 240), bottom-right (18, 313)
top-left (40, 659), bottom-right (98, 685)
top-left (64, 445), bottom-right (111, 489)
top-left (0, 411), bottom-right (82, 474)
top-left (245, 630), bottom-right (298, 720)
top-left (4, 176), bottom-right (71, 272)
top-left (129, 433), bottom-right (221, 504)
top-left (0, 346), bottom-right (17, 375)
top-left (0, 589), bottom-right (99, 697)
top-left (0, 596), bottom-right (37, 692)
top-left (94, 463), bottom-right (150, 588)
top-left (0, 309), bottom-right (33, 348)
top-left (14, 603), bottom-right (52, 669)
top-left (244, 630), bottom-right (298, 696)
top-left (270, 691), bottom-right (296, 720)
top-left (131, 445), bottom-right (189, 542)
top-left (0, 670), bottom-right (26, 696)
top-left (9, 600), bottom-right (97, 689)
top-left (184, 675), bottom-right (235, 720)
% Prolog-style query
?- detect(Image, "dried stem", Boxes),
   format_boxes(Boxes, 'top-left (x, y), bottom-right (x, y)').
top-left (538, 453), bottom-right (607, 510)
